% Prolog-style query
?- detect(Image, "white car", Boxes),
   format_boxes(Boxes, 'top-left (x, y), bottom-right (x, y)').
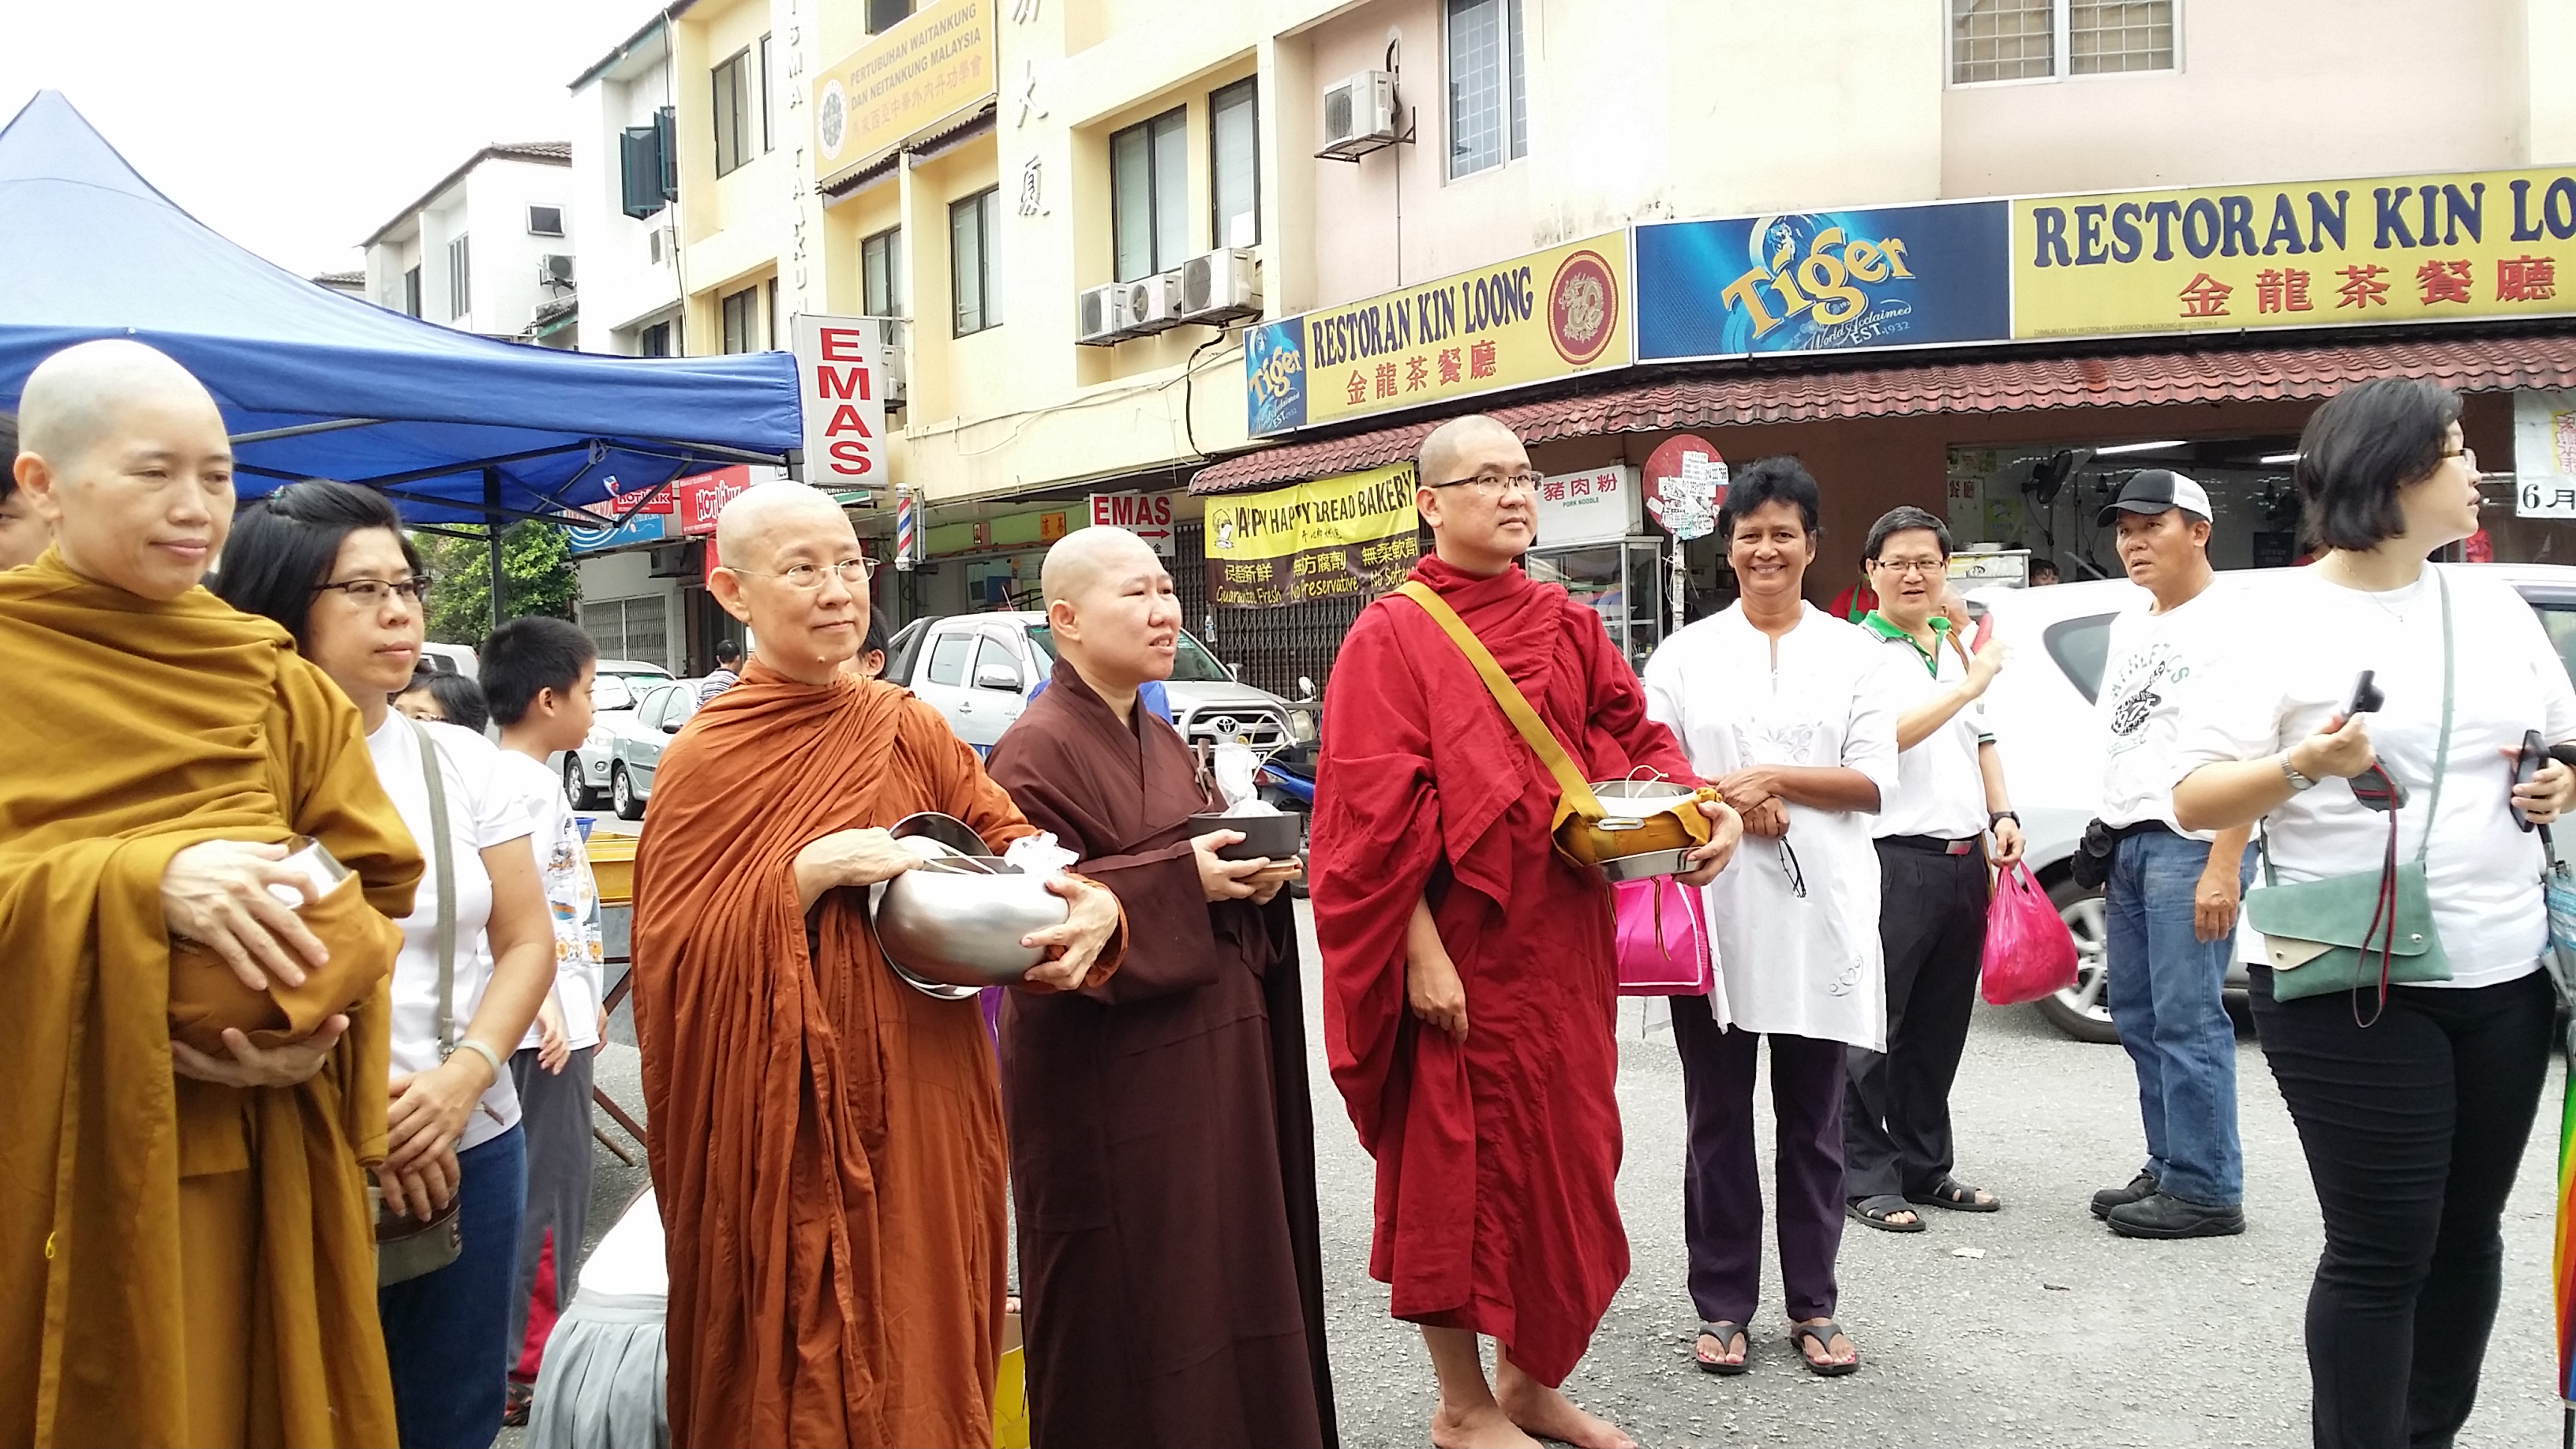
top-left (549, 659), bottom-right (675, 808)
top-left (1971, 565), bottom-right (2576, 1043)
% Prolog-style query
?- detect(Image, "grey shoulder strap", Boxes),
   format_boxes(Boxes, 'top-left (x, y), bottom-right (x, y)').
top-left (409, 718), bottom-right (459, 1054)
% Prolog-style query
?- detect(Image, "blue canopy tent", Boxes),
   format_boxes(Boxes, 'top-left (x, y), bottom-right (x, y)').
top-left (0, 90), bottom-right (799, 552)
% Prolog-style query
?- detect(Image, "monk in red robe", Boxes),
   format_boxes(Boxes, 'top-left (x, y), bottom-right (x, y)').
top-left (1312, 415), bottom-right (1741, 1449)
top-left (984, 526), bottom-right (1338, 1449)
top-left (631, 482), bottom-right (1125, 1448)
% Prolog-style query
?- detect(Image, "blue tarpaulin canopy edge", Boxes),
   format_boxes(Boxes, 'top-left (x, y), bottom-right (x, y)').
top-left (0, 90), bottom-right (800, 526)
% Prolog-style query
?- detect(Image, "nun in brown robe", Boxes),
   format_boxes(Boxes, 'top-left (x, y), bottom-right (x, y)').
top-left (983, 526), bottom-right (1338, 1449)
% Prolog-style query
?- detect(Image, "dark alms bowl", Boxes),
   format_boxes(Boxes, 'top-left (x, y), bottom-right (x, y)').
top-left (1188, 811), bottom-right (1303, 862)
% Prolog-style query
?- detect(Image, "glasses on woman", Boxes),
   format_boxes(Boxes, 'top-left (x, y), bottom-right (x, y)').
top-left (2441, 445), bottom-right (2478, 472)
top-left (1430, 470), bottom-right (1542, 497)
top-left (314, 576), bottom-right (433, 605)
top-left (728, 558), bottom-right (876, 590)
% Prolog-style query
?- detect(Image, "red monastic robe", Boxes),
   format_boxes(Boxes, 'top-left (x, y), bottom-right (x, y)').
top-left (1310, 554), bottom-right (1698, 1387)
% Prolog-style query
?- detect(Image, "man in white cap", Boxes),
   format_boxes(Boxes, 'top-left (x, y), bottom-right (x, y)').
top-left (2085, 469), bottom-right (2254, 1239)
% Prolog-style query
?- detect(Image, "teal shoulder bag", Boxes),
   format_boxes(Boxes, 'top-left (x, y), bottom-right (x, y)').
top-left (2244, 573), bottom-right (2453, 1021)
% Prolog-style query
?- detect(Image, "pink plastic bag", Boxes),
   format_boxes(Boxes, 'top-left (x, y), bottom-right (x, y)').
top-left (1980, 861), bottom-right (2080, 1005)
top-left (1614, 875), bottom-right (1714, 998)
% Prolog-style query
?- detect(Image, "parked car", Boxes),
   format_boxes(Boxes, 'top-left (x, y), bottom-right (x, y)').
top-left (606, 679), bottom-right (705, 820)
top-left (882, 612), bottom-right (1316, 759)
top-left (549, 660), bottom-right (676, 808)
top-left (1972, 564), bottom-right (2576, 1043)
top-left (418, 641), bottom-right (478, 679)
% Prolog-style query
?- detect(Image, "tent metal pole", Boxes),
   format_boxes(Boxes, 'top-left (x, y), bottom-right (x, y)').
top-left (485, 468), bottom-right (506, 637)
top-left (228, 417), bottom-right (387, 444)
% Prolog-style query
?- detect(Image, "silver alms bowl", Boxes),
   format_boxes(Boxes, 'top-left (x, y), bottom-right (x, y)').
top-left (868, 836), bottom-right (1068, 997)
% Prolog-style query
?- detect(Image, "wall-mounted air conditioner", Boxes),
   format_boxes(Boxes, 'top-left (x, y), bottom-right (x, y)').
top-left (1125, 271), bottom-right (1183, 335)
top-left (1319, 70), bottom-right (1398, 159)
top-left (648, 226), bottom-right (676, 265)
top-left (871, 316), bottom-right (910, 408)
top-left (1178, 248), bottom-right (1260, 324)
top-left (1076, 281), bottom-right (1136, 346)
top-left (537, 254), bottom-right (575, 288)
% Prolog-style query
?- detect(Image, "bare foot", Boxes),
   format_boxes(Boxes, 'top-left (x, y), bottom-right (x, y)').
top-left (1429, 1398), bottom-right (1542, 1449)
top-left (1493, 1374), bottom-right (1635, 1449)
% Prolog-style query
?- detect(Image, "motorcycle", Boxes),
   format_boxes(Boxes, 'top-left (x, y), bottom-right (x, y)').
top-left (1256, 676), bottom-right (1320, 897)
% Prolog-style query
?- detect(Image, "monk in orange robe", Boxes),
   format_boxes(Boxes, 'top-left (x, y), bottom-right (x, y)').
top-left (0, 340), bottom-right (418, 1447)
top-left (631, 481), bottom-right (1125, 1448)
top-left (1312, 415), bottom-right (1740, 1449)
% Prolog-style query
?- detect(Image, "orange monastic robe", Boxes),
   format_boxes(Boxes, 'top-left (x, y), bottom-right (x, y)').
top-left (633, 664), bottom-right (1117, 1448)
top-left (0, 549), bottom-right (419, 1448)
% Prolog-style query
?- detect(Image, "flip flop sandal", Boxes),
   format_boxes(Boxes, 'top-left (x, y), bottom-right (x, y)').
top-left (1906, 1176), bottom-right (2001, 1213)
top-left (1788, 1318), bottom-right (1860, 1377)
top-left (1692, 1320), bottom-right (1750, 1376)
top-left (1845, 1194), bottom-right (1926, 1233)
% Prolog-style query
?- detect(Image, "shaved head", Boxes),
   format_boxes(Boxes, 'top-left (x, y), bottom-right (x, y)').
top-left (706, 481), bottom-right (869, 686)
top-left (1041, 524), bottom-right (1159, 608)
top-left (12, 340), bottom-right (234, 598)
top-left (1417, 414), bottom-right (1520, 489)
top-left (714, 479), bottom-right (850, 569)
top-left (19, 339), bottom-right (223, 471)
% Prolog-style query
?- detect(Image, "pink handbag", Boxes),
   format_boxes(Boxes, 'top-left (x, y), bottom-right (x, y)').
top-left (1614, 875), bottom-right (1715, 997)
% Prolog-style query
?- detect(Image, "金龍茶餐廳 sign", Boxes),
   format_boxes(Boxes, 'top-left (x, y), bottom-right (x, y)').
top-left (2013, 167), bottom-right (2576, 340)
top-left (1244, 237), bottom-right (1629, 436)
top-left (1204, 464), bottom-right (1420, 608)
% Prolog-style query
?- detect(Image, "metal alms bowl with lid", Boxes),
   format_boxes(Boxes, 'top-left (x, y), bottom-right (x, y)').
top-left (867, 814), bottom-right (1069, 999)
top-left (1555, 777), bottom-right (1719, 874)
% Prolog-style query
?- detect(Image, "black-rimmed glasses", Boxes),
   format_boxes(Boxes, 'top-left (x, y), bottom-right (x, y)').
top-left (313, 576), bottom-right (433, 605)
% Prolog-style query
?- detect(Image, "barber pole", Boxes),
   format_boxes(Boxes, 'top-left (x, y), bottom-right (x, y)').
top-left (894, 489), bottom-right (917, 571)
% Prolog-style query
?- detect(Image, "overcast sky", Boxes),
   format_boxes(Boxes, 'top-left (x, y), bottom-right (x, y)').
top-left (1, 0), bottom-right (650, 279)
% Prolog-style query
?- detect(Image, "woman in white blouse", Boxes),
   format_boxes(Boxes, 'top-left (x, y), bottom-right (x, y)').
top-left (1643, 457), bottom-right (1898, 1380)
top-left (218, 481), bottom-right (556, 1449)
top-left (2172, 378), bottom-right (2576, 1449)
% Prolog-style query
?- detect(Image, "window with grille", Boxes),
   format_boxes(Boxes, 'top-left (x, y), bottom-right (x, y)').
top-left (865, 0), bottom-right (912, 35)
top-left (950, 186), bottom-right (1001, 336)
top-left (721, 284), bottom-right (760, 354)
top-left (1951, 0), bottom-right (2174, 84)
top-left (1211, 78), bottom-right (1260, 249)
top-left (713, 47), bottom-right (754, 176)
top-left (863, 227), bottom-right (904, 316)
top-left (579, 596), bottom-right (671, 673)
top-left (1445, 0), bottom-right (1526, 180)
top-left (447, 234), bottom-right (470, 320)
top-left (1110, 107), bottom-right (1187, 282)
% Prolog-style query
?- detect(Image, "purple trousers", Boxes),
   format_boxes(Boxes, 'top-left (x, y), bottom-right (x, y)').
top-left (1670, 997), bottom-right (1848, 1325)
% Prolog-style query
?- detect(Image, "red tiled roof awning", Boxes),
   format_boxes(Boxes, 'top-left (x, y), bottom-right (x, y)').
top-left (1189, 330), bottom-right (2576, 494)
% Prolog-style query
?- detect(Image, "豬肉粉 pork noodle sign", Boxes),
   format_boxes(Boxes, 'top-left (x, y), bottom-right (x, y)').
top-left (2012, 167), bottom-right (2576, 339)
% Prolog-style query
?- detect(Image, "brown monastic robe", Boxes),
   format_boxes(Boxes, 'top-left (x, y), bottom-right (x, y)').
top-left (631, 665), bottom-right (1123, 1449)
top-left (0, 548), bottom-right (417, 1448)
top-left (983, 661), bottom-right (1339, 1449)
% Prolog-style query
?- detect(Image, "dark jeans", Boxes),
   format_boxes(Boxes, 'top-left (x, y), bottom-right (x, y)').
top-left (1671, 998), bottom-right (1846, 1324)
top-left (2105, 829), bottom-right (2252, 1206)
top-left (2249, 967), bottom-right (2553, 1449)
top-left (380, 1125), bottom-right (527, 1449)
top-left (1846, 843), bottom-right (1988, 1200)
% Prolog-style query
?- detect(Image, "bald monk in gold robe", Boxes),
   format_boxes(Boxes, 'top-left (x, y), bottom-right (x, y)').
top-left (631, 481), bottom-right (1125, 1448)
top-left (0, 340), bottom-right (420, 1447)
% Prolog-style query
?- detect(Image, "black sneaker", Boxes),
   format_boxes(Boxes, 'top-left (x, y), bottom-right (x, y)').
top-left (2089, 1170), bottom-right (2159, 1220)
top-left (2106, 1191), bottom-right (2245, 1240)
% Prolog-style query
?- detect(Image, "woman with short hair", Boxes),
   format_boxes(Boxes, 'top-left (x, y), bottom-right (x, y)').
top-left (1642, 456), bottom-right (1899, 1378)
top-left (2173, 376), bottom-right (2576, 1449)
top-left (216, 480), bottom-right (556, 1449)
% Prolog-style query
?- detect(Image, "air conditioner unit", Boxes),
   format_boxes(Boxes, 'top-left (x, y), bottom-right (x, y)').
top-left (1076, 281), bottom-right (1136, 346)
top-left (1125, 271), bottom-right (1183, 335)
top-left (1178, 248), bottom-right (1260, 324)
top-left (1320, 69), bottom-right (1399, 159)
top-left (648, 226), bottom-right (676, 265)
top-left (537, 254), bottom-right (575, 288)
top-left (871, 316), bottom-right (909, 409)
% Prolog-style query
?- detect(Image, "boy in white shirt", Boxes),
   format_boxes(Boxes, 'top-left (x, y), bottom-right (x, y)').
top-left (480, 616), bottom-right (608, 1422)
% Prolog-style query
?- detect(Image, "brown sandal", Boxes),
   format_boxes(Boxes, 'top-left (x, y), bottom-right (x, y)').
top-left (1692, 1321), bottom-right (1749, 1376)
top-left (1788, 1318), bottom-right (1859, 1377)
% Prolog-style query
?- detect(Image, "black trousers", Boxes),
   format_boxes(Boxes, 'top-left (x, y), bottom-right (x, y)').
top-left (1845, 843), bottom-right (1989, 1200)
top-left (1670, 1000), bottom-right (1846, 1324)
top-left (2249, 966), bottom-right (2553, 1449)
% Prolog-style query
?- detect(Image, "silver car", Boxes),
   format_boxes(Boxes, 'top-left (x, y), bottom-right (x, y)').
top-left (549, 660), bottom-right (674, 808)
top-left (606, 679), bottom-right (705, 820)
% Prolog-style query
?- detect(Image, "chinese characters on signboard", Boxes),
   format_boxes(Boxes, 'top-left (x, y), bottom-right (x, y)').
top-left (812, 0), bottom-right (995, 183)
top-left (1533, 466), bottom-right (1639, 548)
top-left (1203, 464), bottom-right (1420, 607)
top-left (2514, 388), bottom-right (2576, 519)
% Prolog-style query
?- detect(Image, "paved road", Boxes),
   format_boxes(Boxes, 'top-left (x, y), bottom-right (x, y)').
top-left (552, 889), bottom-right (2564, 1448)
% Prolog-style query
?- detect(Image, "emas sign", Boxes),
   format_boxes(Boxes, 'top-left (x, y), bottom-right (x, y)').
top-left (792, 315), bottom-right (889, 491)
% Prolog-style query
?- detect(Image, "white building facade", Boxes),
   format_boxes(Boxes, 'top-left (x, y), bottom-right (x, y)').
top-left (362, 143), bottom-right (580, 349)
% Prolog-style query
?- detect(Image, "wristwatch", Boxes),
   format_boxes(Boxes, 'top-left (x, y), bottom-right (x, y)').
top-left (1989, 811), bottom-right (2019, 828)
top-left (2281, 754), bottom-right (2320, 792)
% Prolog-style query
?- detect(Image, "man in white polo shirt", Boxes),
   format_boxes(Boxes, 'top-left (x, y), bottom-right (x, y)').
top-left (2084, 470), bottom-right (2255, 1240)
top-left (1845, 507), bottom-right (2022, 1233)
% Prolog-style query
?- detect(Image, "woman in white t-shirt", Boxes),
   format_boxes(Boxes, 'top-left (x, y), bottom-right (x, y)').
top-left (2172, 378), bottom-right (2576, 1449)
top-left (216, 481), bottom-right (556, 1449)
